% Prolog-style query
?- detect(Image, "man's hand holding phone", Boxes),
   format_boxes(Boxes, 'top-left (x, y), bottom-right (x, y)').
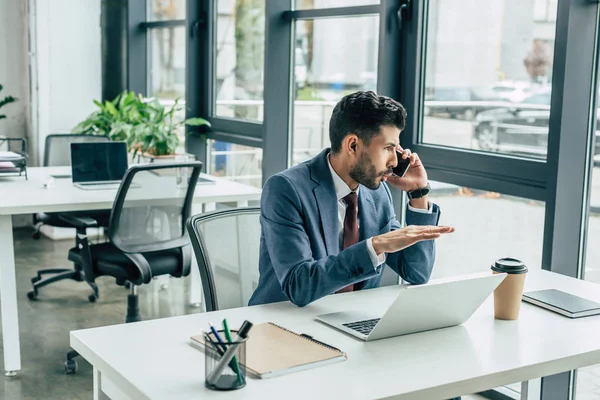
top-left (384, 147), bottom-right (428, 193)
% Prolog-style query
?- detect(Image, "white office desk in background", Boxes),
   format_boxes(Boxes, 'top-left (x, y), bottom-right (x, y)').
top-left (71, 270), bottom-right (600, 400)
top-left (0, 166), bottom-right (262, 376)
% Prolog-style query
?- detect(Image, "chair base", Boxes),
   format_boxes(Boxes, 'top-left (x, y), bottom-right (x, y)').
top-left (126, 293), bottom-right (141, 323)
top-left (28, 268), bottom-right (99, 302)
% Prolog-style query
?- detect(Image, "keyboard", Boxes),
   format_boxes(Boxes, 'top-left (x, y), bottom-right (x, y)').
top-left (342, 318), bottom-right (381, 336)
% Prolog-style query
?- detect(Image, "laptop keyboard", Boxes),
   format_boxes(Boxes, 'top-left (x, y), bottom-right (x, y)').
top-left (343, 318), bottom-right (381, 336)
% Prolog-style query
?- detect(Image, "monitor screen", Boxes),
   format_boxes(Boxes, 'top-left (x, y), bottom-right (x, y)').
top-left (70, 141), bottom-right (128, 183)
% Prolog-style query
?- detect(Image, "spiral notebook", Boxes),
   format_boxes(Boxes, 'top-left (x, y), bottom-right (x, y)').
top-left (190, 322), bottom-right (347, 379)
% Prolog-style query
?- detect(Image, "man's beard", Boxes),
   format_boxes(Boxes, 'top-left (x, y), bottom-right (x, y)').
top-left (349, 151), bottom-right (389, 190)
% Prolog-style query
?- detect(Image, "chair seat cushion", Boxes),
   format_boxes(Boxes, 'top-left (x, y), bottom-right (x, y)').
top-left (68, 242), bottom-right (184, 284)
top-left (37, 210), bottom-right (111, 228)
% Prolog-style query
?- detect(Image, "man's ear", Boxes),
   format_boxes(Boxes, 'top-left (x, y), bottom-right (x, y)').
top-left (345, 134), bottom-right (359, 155)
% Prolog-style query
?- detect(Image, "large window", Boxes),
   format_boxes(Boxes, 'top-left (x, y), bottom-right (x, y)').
top-left (429, 183), bottom-right (544, 279)
top-left (214, 0), bottom-right (265, 122)
top-left (207, 140), bottom-right (262, 188)
top-left (291, 15), bottom-right (379, 165)
top-left (422, 0), bottom-right (556, 160)
top-left (149, 26), bottom-right (186, 100)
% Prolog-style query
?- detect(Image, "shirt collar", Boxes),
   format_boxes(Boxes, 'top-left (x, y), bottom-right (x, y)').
top-left (327, 153), bottom-right (359, 201)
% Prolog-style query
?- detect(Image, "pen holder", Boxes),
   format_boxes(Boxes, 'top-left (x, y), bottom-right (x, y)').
top-left (204, 331), bottom-right (247, 391)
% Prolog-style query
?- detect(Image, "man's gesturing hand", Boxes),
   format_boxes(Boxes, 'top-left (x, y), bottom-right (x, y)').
top-left (372, 225), bottom-right (455, 255)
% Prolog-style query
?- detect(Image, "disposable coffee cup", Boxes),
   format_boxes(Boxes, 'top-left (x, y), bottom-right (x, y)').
top-left (491, 257), bottom-right (528, 320)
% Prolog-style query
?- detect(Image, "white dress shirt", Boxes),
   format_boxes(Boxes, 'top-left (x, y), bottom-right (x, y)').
top-left (327, 156), bottom-right (386, 269)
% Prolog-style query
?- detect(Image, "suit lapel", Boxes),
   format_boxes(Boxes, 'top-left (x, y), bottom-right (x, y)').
top-left (358, 188), bottom-right (377, 241)
top-left (310, 149), bottom-right (339, 256)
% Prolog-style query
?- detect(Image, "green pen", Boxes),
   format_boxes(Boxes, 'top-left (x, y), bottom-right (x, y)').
top-left (222, 318), bottom-right (244, 385)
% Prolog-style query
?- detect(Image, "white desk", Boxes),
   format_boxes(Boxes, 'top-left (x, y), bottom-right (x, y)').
top-left (0, 166), bottom-right (261, 376)
top-left (71, 270), bottom-right (600, 400)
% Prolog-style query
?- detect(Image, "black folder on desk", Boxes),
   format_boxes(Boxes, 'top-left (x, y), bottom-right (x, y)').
top-left (522, 289), bottom-right (600, 318)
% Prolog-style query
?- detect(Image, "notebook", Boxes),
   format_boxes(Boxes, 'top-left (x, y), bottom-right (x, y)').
top-left (522, 289), bottom-right (600, 318)
top-left (190, 322), bottom-right (347, 379)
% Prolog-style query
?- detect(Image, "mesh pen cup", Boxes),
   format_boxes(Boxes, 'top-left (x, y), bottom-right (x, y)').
top-left (204, 331), bottom-right (247, 391)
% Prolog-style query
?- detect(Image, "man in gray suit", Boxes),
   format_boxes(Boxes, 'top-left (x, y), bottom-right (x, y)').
top-left (249, 91), bottom-right (454, 307)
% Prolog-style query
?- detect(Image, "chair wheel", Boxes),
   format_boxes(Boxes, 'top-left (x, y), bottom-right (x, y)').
top-left (31, 276), bottom-right (40, 284)
top-left (32, 231), bottom-right (41, 240)
top-left (27, 291), bottom-right (37, 300)
top-left (88, 294), bottom-right (97, 303)
top-left (64, 359), bottom-right (78, 374)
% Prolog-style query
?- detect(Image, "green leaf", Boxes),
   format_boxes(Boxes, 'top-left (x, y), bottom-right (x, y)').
top-left (185, 118), bottom-right (211, 127)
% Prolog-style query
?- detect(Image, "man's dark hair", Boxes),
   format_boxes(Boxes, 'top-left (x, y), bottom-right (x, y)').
top-left (329, 91), bottom-right (407, 154)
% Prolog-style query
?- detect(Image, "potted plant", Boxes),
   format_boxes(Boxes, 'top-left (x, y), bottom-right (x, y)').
top-left (72, 90), bottom-right (211, 162)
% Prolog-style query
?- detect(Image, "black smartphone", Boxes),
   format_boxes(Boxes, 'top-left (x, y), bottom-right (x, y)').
top-left (392, 150), bottom-right (410, 177)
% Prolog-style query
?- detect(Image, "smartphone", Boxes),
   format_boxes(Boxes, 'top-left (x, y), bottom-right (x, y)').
top-left (392, 151), bottom-right (410, 177)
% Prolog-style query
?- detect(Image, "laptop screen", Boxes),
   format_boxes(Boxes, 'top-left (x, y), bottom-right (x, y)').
top-left (70, 141), bottom-right (128, 183)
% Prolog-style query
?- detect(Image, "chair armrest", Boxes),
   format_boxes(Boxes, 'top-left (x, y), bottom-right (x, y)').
top-left (58, 214), bottom-right (99, 229)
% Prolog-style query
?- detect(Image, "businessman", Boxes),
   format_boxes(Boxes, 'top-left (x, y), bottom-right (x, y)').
top-left (249, 91), bottom-right (454, 308)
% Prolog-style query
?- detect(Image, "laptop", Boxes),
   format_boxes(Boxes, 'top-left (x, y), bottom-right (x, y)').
top-left (70, 141), bottom-right (128, 190)
top-left (316, 272), bottom-right (506, 341)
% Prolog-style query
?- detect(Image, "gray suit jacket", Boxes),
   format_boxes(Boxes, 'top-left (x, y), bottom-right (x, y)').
top-left (248, 149), bottom-right (441, 307)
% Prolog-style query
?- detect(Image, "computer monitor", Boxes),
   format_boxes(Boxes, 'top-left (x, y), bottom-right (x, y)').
top-left (70, 141), bottom-right (128, 184)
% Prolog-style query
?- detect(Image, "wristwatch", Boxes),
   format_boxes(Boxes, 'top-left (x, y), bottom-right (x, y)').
top-left (407, 182), bottom-right (431, 200)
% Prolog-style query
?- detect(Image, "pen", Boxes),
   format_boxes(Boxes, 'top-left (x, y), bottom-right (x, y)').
top-left (203, 331), bottom-right (224, 357)
top-left (222, 319), bottom-right (244, 385)
top-left (208, 322), bottom-right (228, 353)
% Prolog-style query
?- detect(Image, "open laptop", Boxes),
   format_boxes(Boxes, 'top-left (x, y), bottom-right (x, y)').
top-left (316, 272), bottom-right (506, 341)
top-left (70, 141), bottom-right (128, 190)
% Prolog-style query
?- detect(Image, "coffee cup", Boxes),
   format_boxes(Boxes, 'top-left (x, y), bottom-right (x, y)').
top-left (491, 257), bottom-right (528, 320)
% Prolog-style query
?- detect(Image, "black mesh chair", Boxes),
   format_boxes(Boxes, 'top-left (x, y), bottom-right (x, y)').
top-left (28, 134), bottom-right (112, 301)
top-left (63, 161), bottom-right (202, 373)
top-left (66, 161), bottom-right (202, 319)
top-left (186, 207), bottom-right (261, 312)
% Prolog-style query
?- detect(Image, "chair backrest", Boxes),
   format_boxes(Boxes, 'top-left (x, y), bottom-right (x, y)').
top-left (44, 133), bottom-right (109, 166)
top-left (108, 161), bottom-right (203, 255)
top-left (186, 207), bottom-right (261, 312)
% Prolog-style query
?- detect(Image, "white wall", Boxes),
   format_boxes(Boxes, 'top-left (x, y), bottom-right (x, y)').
top-left (32, 0), bottom-right (102, 165)
top-left (0, 0), bottom-right (28, 142)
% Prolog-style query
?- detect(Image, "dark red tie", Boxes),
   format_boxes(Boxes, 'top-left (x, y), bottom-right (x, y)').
top-left (337, 192), bottom-right (359, 293)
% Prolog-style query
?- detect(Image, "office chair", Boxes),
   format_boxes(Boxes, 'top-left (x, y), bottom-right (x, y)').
top-left (63, 161), bottom-right (202, 373)
top-left (186, 207), bottom-right (261, 311)
top-left (28, 134), bottom-right (112, 302)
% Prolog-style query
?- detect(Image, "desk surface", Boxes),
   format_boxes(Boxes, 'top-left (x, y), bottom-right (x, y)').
top-left (0, 166), bottom-right (262, 215)
top-left (71, 270), bottom-right (600, 400)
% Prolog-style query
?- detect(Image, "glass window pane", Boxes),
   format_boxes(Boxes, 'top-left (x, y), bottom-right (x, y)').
top-left (294, 0), bottom-right (379, 10)
top-left (577, 78), bottom-right (600, 400)
top-left (149, 0), bottom-right (186, 20)
top-left (291, 16), bottom-right (379, 165)
top-left (149, 26), bottom-right (186, 100)
top-left (207, 140), bottom-right (263, 188)
top-left (214, 0), bottom-right (265, 122)
top-left (148, 26), bottom-right (186, 154)
top-left (422, 0), bottom-right (556, 160)
top-left (428, 182), bottom-right (544, 279)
